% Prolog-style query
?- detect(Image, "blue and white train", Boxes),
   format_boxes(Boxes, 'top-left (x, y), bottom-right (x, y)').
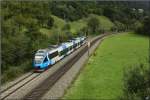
top-left (33, 36), bottom-right (86, 72)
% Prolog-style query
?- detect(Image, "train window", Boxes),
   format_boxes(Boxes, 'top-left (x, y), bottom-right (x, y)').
top-left (60, 50), bottom-right (65, 56)
top-left (73, 44), bottom-right (77, 48)
top-left (49, 51), bottom-right (58, 59)
top-left (59, 47), bottom-right (69, 56)
top-left (62, 48), bottom-right (68, 55)
top-left (38, 51), bottom-right (44, 53)
top-left (60, 51), bottom-right (63, 56)
top-left (43, 57), bottom-right (48, 62)
top-left (35, 59), bottom-right (42, 64)
top-left (65, 48), bottom-right (68, 53)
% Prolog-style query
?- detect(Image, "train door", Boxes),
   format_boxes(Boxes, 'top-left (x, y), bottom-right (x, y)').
top-left (42, 56), bottom-right (49, 68)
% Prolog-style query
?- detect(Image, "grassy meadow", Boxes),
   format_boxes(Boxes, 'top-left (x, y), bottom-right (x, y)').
top-left (63, 32), bottom-right (149, 99)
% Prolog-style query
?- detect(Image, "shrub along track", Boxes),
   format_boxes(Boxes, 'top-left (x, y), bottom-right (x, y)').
top-left (23, 33), bottom-right (110, 100)
top-left (1, 73), bottom-right (41, 100)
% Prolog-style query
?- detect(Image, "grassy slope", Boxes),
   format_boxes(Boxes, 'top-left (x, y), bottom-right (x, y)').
top-left (70, 14), bottom-right (114, 34)
top-left (64, 33), bottom-right (149, 99)
top-left (40, 15), bottom-right (66, 36)
top-left (40, 14), bottom-right (114, 35)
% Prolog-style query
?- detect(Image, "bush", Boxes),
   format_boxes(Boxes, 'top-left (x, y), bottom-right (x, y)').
top-left (111, 21), bottom-right (127, 32)
top-left (2, 67), bottom-right (23, 84)
top-left (87, 16), bottom-right (100, 34)
top-left (2, 60), bottom-right (32, 84)
top-left (121, 64), bottom-right (150, 100)
top-left (135, 17), bottom-right (150, 36)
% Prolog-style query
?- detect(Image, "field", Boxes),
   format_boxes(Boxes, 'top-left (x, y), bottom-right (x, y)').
top-left (63, 32), bottom-right (149, 99)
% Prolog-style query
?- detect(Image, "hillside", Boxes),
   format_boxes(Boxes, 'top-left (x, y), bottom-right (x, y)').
top-left (40, 14), bottom-right (114, 35)
top-left (40, 15), bottom-right (66, 36)
top-left (88, 14), bottom-right (114, 31)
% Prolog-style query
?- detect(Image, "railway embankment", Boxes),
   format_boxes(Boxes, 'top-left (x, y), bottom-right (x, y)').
top-left (41, 34), bottom-right (108, 99)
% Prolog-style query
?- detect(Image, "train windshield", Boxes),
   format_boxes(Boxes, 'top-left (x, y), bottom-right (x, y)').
top-left (34, 54), bottom-right (45, 64)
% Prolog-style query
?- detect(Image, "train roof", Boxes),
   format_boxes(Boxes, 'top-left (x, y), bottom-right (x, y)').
top-left (34, 36), bottom-right (86, 56)
top-left (35, 49), bottom-right (48, 57)
top-left (57, 44), bottom-right (67, 51)
top-left (36, 49), bottom-right (49, 53)
top-left (63, 42), bottom-right (73, 46)
top-left (48, 45), bottom-right (58, 50)
top-left (36, 45), bottom-right (58, 55)
top-left (67, 40), bottom-right (73, 42)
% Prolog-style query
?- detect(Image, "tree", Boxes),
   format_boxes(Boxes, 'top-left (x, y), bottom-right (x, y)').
top-left (87, 16), bottom-right (100, 34)
top-left (112, 21), bottom-right (126, 32)
top-left (121, 64), bottom-right (150, 100)
top-left (47, 16), bottom-right (54, 28)
top-left (1, 33), bottom-right (29, 69)
top-left (136, 17), bottom-right (150, 36)
top-left (141, 17), bottom-right (150, 35)
top-left (61, 23), bottom-right (72, 39)
top-left (79, 26), bottom-right (89, 36)
top-left (62, 23), bottom-right (71, 31)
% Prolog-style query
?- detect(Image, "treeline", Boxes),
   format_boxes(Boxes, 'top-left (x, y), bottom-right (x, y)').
top-left (135, 17), bottom-right (150, 36)
top-left (50, 1), bottom-right (150, 35)
top-left (49, 1), bottom-right (149, 32)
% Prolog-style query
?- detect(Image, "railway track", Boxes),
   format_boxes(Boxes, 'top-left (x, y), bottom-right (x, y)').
top-left (1, 72), bottom-right (41, 100)
top-left (23, 33), bottom-right (109, 100)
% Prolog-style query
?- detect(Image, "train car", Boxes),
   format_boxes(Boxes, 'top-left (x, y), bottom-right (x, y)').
top-left (33, 47), bottom-right (59, 72)
top-left (67, 41), bottom-right (74, 53)
top-left (72, 38), bottom-right (81, 49)
top-left (33, 49), bottom-right (49, 72)
top-left (68, 40), bottom-right (77, 50)
top-left (48, 48), bottom-right (59, 64)
top-left (80, 36), bottom-right (86, 45)
top-left (63, 42), bottom-right (73, 55)
top-left (69, 42), bottom-right (74, 53)
top-left (57, 44), bottom-right (67, 60)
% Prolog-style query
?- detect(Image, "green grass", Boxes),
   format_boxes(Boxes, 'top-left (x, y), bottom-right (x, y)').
top-left (63, 32), bottom-right (149, 99)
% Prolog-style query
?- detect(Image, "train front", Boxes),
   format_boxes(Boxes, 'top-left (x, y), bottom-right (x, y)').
top-left (33, 49), bottom-right (47, 72)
